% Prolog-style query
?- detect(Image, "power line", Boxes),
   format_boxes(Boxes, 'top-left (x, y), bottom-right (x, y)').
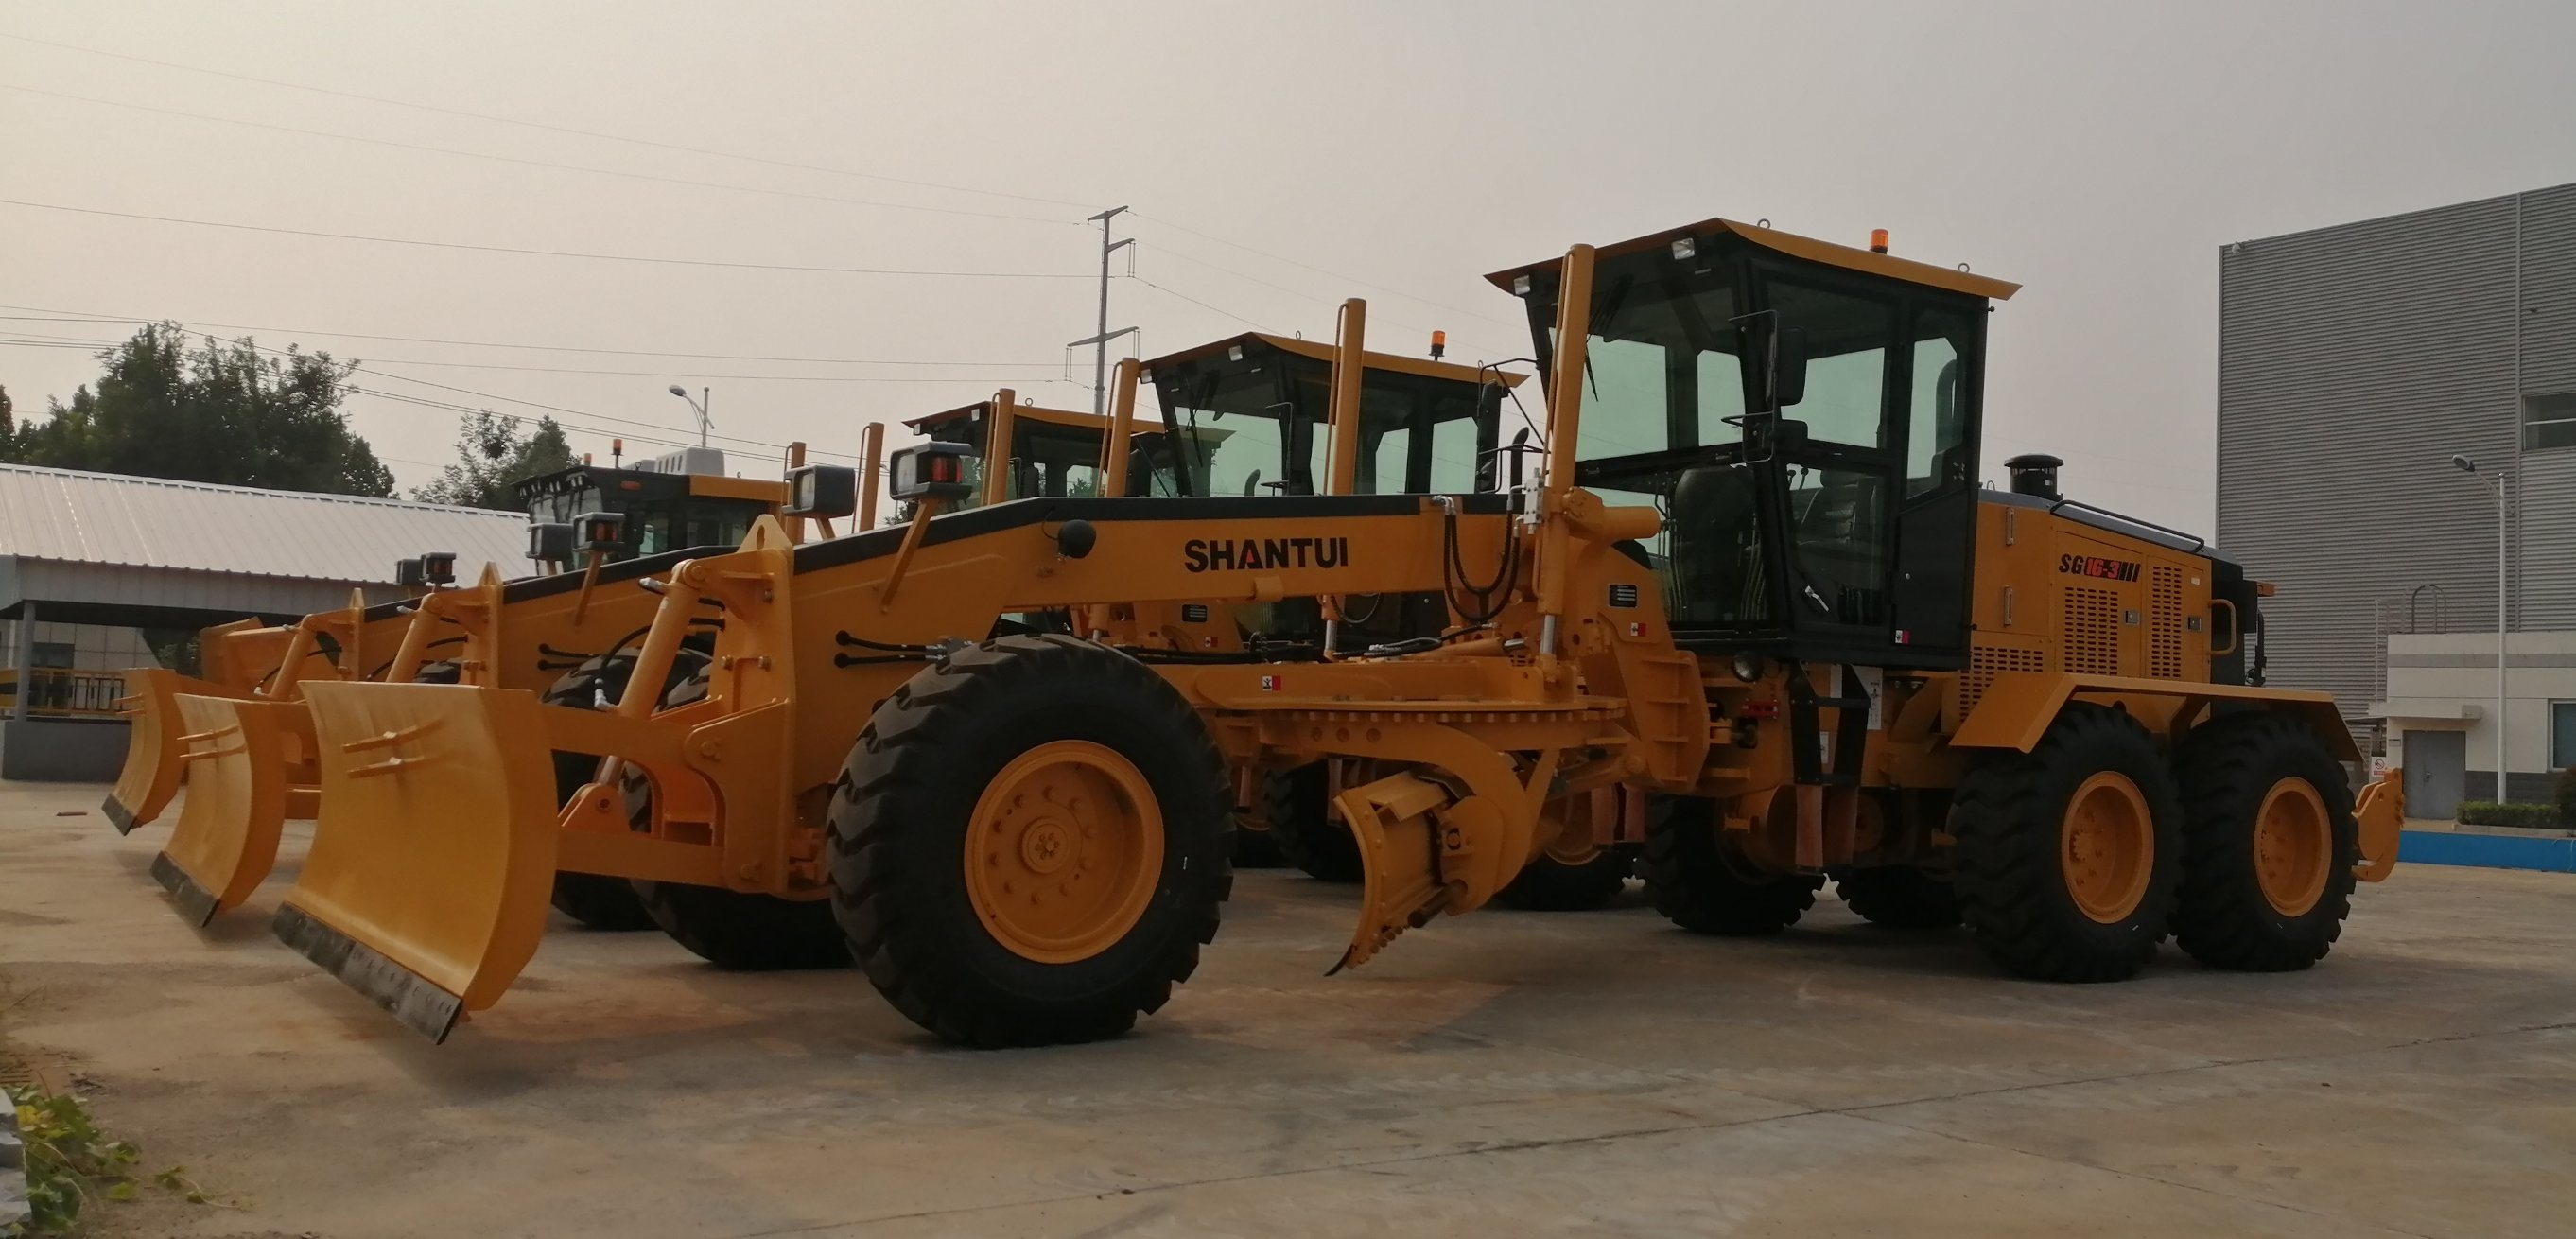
top-left (0, 314), bottom-right (1069, 382)
top-left (3, 30), bottom-right (1518, 346)
top-left (0, 31), bottom-right (1103, 213)
top-left (0, 199), bottom-right (1097, 278)
top-left (2, 324), bottom-right (862, 460)
top-left (1131, 211), bottom-right (1524, 332)
top-left (1135, 239), bottom-right (1516, 357)
top-left (1128, 276), bottom-right (1271, 332)
top-left (0, 305), bottom-right (1064, 367)
top-left (0, 83), bottom-right (1085, 229)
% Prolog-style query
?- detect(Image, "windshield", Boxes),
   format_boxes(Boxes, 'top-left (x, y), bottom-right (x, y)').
top-left (517, 472), bottom-right (764, 558)
top-left (922, 410), bottom-right (1108, 507)
top-left (1152, 343), bottom-right (1503, 498)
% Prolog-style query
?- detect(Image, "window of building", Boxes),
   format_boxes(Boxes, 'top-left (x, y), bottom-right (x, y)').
top-left (2554, 701), bottom-right (2576, 769)
top-left (2529, 393), bottom-right (2576, 451)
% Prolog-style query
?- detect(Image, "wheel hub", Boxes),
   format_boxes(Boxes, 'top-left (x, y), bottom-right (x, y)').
top-left (2252, 777), bottom-right (2330, 917)
top-left (965, 741), bottom-right (1163, 964)
top-left (2061, 772), bottom-right (2152, 925)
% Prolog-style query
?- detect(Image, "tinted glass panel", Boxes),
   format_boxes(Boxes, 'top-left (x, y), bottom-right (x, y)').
top-left (1769, 279), bottom-right (1894, 449)
top-left (1784, 464), bottom-right (1890, 626)
top-left (1907, 309), bottom-right (1975, 497)
top-left (1562, 269), bottom-right (1746, 462)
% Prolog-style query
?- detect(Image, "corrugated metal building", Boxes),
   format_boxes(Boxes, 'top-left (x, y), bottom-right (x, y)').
top-left (0, 463), bottom-right (527, 779)
top-left (2219, 183), bottom-right (2576, 808)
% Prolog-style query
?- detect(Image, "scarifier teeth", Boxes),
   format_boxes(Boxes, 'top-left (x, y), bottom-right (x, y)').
top-left (149, 851), bottom-right (222, 928)
top-left (102, 795), bottom-right (137, 835)
top-left (271, 903), bottom-right (465, 1043)
top-left (1328, 922), bottom-right (1408, 977)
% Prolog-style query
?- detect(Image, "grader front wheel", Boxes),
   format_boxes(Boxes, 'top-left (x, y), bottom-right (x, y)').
top-left (829, 635), bottom-right (1231, 1049)
top-left (1833, 866), bottom-right (1960, 930)
top-left (1952, 704), bottom-right (2182, 983)
top-left (1643, 796), bottom-right (1821, 934)
top-left (1262, 762), bottom-right (1360, 882)
top-left (2171, 714), bottom-right (2358, 971)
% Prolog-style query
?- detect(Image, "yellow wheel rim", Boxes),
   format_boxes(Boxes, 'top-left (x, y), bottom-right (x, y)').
top-left (2253, 777), bottom-right (2330, 917)
top-left (964, 741), bottom-right (1164, 964)
top-left (2061, 772), bottom-right (2153, 924)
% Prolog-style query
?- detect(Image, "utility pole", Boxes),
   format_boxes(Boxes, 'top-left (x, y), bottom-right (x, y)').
top-left (1069, 206), bottom-right (1137, 416)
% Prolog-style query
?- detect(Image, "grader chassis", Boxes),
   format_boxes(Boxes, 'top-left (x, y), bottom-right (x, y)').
top-left (280, 216), bottom-right (2403, 1048)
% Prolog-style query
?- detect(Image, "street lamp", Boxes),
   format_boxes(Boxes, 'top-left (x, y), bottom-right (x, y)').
top-left (669, 384), bottom-right (711, 448)
top-left (2451, 454), bottom-right (2508, 801)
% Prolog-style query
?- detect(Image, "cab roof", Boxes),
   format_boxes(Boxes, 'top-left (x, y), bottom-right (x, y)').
top-left (903, 400), bottom-right (1108, 433)
top-left (1140, 332), bottom-right (1529, 388)
top-left (1484, 216), bottom-right (2020, 303)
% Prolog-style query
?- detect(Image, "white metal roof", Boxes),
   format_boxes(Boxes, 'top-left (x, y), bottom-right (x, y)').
top-left (0, 462), bottom-right (527, 585)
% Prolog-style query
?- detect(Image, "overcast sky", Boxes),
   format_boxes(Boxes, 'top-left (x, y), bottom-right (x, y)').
top-left (5, 0), bottom-right (2572, 531)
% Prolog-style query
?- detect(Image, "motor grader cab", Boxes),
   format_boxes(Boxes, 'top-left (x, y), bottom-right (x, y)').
top-left (103, 434), bottom-right (884, 936)
top-left (905, 394), bottom-right (1118, 512)
top-left (1137, 330), bottom-right (1543, 880)
top-left (517, 446), bottom-right (796, 563)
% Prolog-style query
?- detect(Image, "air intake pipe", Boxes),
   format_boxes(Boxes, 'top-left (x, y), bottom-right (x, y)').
top-left (2005, 453), bottom-right (2063, 500)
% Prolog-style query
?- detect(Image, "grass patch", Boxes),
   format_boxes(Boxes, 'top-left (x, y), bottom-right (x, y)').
top-left (6, 1082), bottom-right (219, 1236)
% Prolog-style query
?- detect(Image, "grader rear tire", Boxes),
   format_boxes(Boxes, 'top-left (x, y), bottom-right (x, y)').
top-left (2171, 713), bottom-right (2358, 971)
top-left (1230, 818), bottom-right (1285, 868)
top-left (1952, 703), bottom-right (2182, 982)
top-left (1262, 762), bottom-right (1361, 883)
top-left (1833, 866), bottom-right (1960, 930)
top-left (631, 881), bottom-right (850, 969)
top-left (617, 655), bottom-right (851, 969)
top-left (828, 635), bottom-right (1231, 1048)
top-left (533, 652), bottom-right (695, 934)
top-left (1643, 796), bottom-right (1821, 934)
top-left (1495, 846), bottom-right (1632, 911)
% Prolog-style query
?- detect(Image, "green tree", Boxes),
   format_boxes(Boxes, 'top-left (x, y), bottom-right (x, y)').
top-left (412, 410), bottom-right (578, 511)
top-left (1, 323), bottom-right (393, 496)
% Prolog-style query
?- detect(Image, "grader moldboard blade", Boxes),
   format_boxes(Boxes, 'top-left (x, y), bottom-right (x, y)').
top-left (273, 681), bottom-right (560, 1042)
top-left (1328, 769), bottom-right (1454, 974)
top-left (103, 668), bottom-right (251, 834)
top-left (150, 696), bottom-right (312, 926)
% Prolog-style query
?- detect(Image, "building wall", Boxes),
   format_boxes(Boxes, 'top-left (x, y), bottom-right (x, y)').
top-left (0, 618), bottom-right (163, 672)
top-left (2219, 184), bottom-right (2576, 714)
top-left (2382, 630), bottom-right (2576, 804)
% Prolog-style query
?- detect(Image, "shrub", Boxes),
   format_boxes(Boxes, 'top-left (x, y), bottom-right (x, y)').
top-left (2557, 766), bottom-right (2576, 823)
top-left (2457, 800), bottom-right (2571, 830)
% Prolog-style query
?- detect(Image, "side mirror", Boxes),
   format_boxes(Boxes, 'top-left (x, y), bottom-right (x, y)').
top-left (785, 464), bottom-right (858, 518)
top-left (1739, 315), bottom-right (1809, 413)
top-left (1508, 427), bottom-right (1533, 489)
top-left (1771, 326), bottom-right (1808, 410)
top-left (1244, 467), bottom-right (1263, 497)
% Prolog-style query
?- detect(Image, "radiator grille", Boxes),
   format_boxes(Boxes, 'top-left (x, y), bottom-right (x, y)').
top-left (2149, 567), bottom-right (2184, 679)
top-left (2063, 586), bottom-right (2122, 675)
top-left (1960, 643), bottom-right (2047, 717)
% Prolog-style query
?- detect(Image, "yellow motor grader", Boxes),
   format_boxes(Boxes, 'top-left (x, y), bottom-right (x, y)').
top-left (271, 216), bottom-right (2404, 1047)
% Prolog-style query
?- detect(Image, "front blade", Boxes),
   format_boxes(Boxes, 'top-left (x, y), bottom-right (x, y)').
top-left (105, 669), bottom-right (244, 834)
top-left (276, 682), bottom-right (560, 1042)
top-left (153, 696), bottom-right (307, 926)
top-left (1329, 768), bottom-right (1453, 974)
